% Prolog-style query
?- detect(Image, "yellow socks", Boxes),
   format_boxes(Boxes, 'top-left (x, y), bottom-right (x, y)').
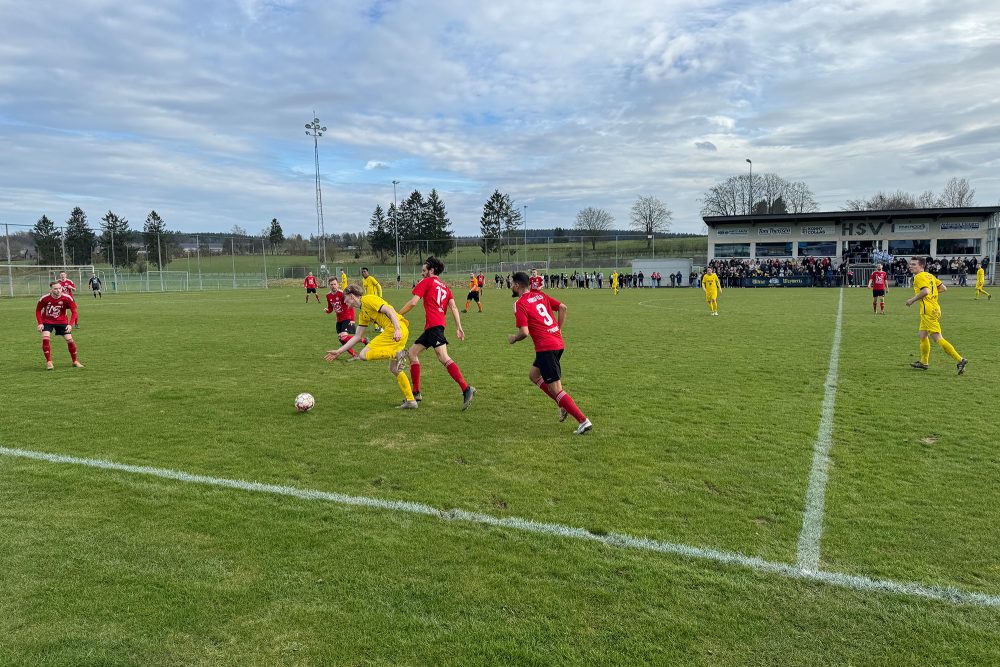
top-left (936, 337), bottom-right (962, 362)
top-left (920, 338), bottom-right (931, 364)
top-left (396, 372), bottom-right (415, 401)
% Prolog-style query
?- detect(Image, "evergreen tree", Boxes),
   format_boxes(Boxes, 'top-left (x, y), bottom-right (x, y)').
top-left (367, 204), bottom-right (394, 261)
top-left (479, 190), bottom-right (506, 255)
top-left (423, 189), bottom-right (454, 257)
top-left (31, 215), bottom-right (60, 265)
top-left (99, 211), bottom-right (132, 268)
top-left (397, 190), bottom-right (424, 256)
top-left (143, 210), bottom-right (169, 269)
top-left (268, 218), bottom-right (284, 254)
top-left (64, 207), bottom-right (96, 265)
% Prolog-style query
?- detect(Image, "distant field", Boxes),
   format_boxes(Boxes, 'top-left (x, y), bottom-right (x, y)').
top-left (1, 285), bottom-right (997, 665)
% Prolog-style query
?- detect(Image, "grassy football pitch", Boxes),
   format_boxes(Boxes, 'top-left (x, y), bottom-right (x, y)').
top-left (1, 285), bottom-right (998, 665)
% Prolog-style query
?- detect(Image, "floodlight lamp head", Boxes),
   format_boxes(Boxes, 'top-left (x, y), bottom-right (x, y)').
top-left (321, 126), bottom-right (327, 132)
top-left (746, 158), bottom-right (752, 164)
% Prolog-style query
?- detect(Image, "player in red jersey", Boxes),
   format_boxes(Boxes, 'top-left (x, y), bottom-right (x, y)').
top-left (529, 269), bottom-right (543, 291)
top-left (57, 271), bottom-right (80, 326)
top-left (477, 272), bottom-right (485, 290)
top-left (36, 282), bottom-right (82, 370)
top-left (303, 272), bottom-right (320, 303)
top-left (868, 263), bottom-right (889, 315)
top-left (325, 277), bottom-right (366, 359)
top-left (507, 271), bottom-right (591, 434)
top-left (398, 256), bottom-right (475, 409)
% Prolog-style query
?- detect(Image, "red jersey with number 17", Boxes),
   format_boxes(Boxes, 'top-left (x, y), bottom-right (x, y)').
top-left (325, 290), bottom-right (355, 322)
top-left (412, 275), bottom-right (453, 330)
top-left (871, 271), bottom-right (887, 290)
top-left (514, 290), bottom-right (564, 352)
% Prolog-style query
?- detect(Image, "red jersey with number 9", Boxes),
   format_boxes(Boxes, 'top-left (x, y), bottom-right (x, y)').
top-left (412, 275), bottom-right (453, 330)
top-left (514, 290), bottom-right (564, 352)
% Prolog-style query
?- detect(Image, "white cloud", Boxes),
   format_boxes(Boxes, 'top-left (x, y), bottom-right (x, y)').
top-left (1, 0), bottom-right (999, 236)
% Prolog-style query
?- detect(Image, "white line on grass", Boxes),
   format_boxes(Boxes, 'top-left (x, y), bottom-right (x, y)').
top-left (796, 288), bottom-right (844, 571)
top-left (2, 445), bottom-right (999, 608)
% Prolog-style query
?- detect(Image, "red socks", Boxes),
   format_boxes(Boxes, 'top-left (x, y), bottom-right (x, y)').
top-left (556, 391), bottom-right (587, 424)
top-left (67, 340), bottom-right (78, 362)
top-left (880, 302), bottom-right (885, 313)
top-left (445, 360), bottom-right (468, 391)
top-left (411, 361), bottom-right (421, 393)
top-left (534, 376), bottom-right (551, 397)
top-left (42, 338), bottom-right (51, 361)
top-left (339, 333), bottom-right (358, 358)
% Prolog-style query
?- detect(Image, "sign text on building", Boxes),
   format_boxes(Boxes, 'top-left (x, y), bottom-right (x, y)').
top-left (757, 226), bottom-right (791, 236)
top-left (716, 227), bottom-right (749, 237)
top-left (891, 222), bottom-right (929, 233)
top-left (940, 221), bottom-right (980, 231)
top-left (801, 225), bottom-right (833, 236)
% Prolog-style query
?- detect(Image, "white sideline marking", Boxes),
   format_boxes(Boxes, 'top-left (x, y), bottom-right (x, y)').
top-left (796, 288), bottom-right (844, 570)
top-left (2, 445), bottom-right (999, 608)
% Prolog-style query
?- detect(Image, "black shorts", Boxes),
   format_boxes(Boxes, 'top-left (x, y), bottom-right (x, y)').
top-left (533, 348), bottom-right (564, 384)
top-left (42, 323), bottom-right (69, 336)
top-left (336, 320), bottom-right (356, 336)
top-left (467, 291), bottom-right (480, 302)
top-left (415, 325), bottom-right (448, 349)
top-left (872, 289), bottom-right (885, 297)
top-left (306, 287), bottom-right (317, 294)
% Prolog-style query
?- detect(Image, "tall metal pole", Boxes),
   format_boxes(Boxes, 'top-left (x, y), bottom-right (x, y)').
top-left (392, 179), bottom-right (400, 285)
top-left (196, 235), bottom-right (203, 290)
top-left (523, 204), bottom-right (527, 267)
top-left (746, 158), bottom-right (753, 214)
top-left (110, 224), bottom-right (117, 293)
top-left (231, 238), bottom-right (237, 289)
top-left (157, 233), bottom-right (165, 291)
top-left (60, 227), bottom-right (67, 268)
top-left (305, 115), bottom-right (328, 269)
top-left (4, 223), bottom-right (13, 297)
top-left (262, 238), bottom-right (269, 289)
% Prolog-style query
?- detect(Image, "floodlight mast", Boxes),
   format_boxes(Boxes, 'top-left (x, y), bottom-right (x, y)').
top-left (392, 179), bottom-right (400, 283)
top-left (305, 115), bottom-right (328, 269)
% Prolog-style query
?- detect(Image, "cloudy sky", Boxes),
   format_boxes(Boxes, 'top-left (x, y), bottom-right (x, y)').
top-left (2, 0), bottom-right (998, 238)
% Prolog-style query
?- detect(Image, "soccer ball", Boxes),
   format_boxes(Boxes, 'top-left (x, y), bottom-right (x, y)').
top-left (294, 392), bottom-right (315, 412)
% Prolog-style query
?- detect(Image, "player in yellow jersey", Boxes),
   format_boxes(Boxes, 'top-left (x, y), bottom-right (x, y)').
top-left (340, 269), bottom-right (349, 293)
top-left (702, 266), bottom-right (721, 315)
top-left (325, 285), bottom-right (418, 408)
top-left (464, 273), bottom-right (482, 312)
top-left (975, 266), bottom-right (991, 301)
top-left (611, 271), bottom-right (619, 295)
top-left (361, 267), bottom-right (383, 297)
top-left (905, 256), bottom-right (967, 374)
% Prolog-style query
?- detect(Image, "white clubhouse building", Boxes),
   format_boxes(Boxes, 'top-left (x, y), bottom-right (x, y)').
top-left (704, 206), bottom-right (1000, 275)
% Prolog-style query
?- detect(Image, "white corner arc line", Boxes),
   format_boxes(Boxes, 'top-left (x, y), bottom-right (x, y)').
top-left (797, 288), bottom-right (844, 570)
top-left (2, 445), bottom-right (999, 608)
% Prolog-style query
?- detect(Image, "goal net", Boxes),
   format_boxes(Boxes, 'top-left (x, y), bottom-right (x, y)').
top-left (0, 265), bottom-right (95, 298)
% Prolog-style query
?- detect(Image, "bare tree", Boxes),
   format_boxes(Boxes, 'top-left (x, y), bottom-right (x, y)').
top-left (784, 181), bottom-right (819, 213)
top-left (701, 173), bottom-right (817, 216)
top-left (916, 190), bottom-right (938, 208)
top-left (630, 196), bottom-right (672, 248)
top-left (938, 177), bottom-right (976, 207)
top-left (574, 207), bottom-right (614, 250)
top-left (844, 190), bottom-right (917, 211)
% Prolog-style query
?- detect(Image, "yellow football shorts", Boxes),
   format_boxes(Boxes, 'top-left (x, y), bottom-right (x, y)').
top-left (364, 323), bottom-right (408, 360)
top-left (705, 290), bottom-right (718, 302)
top-left (918, 308), bottom-right (942, 334)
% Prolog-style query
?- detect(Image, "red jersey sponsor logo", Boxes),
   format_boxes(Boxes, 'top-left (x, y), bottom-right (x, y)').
top-left (413, 276), bottom-right (452, 330)
top-left (529, 275), bottom-right (543, 291)
top-left (304, 276), bottom-right (318, 289)
top-left (871, 271), bottom-right (887, 289)
top-left (514, 291), bottom-right (564, 352)
top-left (326, 290), bottom-right (354, 321)
top-left (36, 294), bottom-right (76, 325)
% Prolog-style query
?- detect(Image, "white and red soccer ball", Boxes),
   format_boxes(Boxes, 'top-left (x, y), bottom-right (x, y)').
top-left (294, 392), bottom-right (315, 412)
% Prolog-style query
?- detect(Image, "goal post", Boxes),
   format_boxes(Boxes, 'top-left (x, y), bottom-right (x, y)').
top-left (0, 265), bottom-right (95, 298)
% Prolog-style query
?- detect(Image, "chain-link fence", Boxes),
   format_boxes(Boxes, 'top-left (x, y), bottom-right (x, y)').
top-left (2, 220), bottom-right (707, 297)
